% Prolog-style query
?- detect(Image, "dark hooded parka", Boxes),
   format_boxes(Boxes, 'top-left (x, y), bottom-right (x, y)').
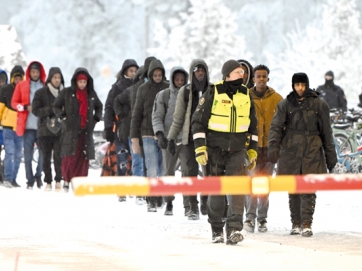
top-left (113, 66), bottom-right (144, 142)
top-left (130, 59), bottom-right (169, 138)
top-left (53, 68), bottom-right (103, 159)
top-left (268, 73), bottom-right (337, 175)
top-left (32, 67), bottom-right (65, 137)
top-left (104, 59), bottom-right (139, 131)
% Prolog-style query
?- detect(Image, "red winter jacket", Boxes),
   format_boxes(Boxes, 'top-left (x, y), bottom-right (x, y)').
top-left (11, 61), bottom-right (46, 136)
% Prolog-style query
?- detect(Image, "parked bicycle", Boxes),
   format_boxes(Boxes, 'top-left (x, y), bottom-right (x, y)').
top-left (330, 108), bottom-right (362, 173)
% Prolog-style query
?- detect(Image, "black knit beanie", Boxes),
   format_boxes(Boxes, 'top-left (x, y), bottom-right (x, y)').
top-left (221, 60), bottom-right (241, 80)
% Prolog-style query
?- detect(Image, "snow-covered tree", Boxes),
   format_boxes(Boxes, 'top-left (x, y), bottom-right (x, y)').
top-left (149, 0), bottom-right (252, 82)
top-left (0, 25), bottom-right (27, 74)
top-left (10, 0), bottom-right (146, 104)
top-left (266, 0), bottom-right (362, 100)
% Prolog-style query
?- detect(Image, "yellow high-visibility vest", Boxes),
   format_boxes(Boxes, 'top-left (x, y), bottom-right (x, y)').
top-left (208, 81), bottom-right (251, 133)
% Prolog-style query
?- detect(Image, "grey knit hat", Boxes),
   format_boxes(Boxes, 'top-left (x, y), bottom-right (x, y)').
top-left (221, 60), bottom-right (241, 80)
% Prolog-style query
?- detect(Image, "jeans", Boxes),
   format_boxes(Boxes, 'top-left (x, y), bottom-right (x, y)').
top-left (114, 135), bottom-right (129, 176)
top-left (128, 137), bottom-right (144, 177)
top-left (206, 147), bottom-right (246, 231)
top-left (142, 137), bottom-right (163, 205)
top-left (3, 128), bottom-right (23, 182)
top-left (245, 150), bottom-right (274, 222)
top-left (142, 137), bottom-right (163, 178)
top-left (24, 129), bottom-right (43, 186)
top-left (38, 136), bottom-right (62, 183)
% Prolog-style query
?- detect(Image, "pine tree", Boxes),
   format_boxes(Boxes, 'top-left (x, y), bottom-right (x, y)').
top-left (266, 0), bottom-right (362, 101)
top-left (0, 25), bottom-right (27, 74)
top-left (149, 0), bottom-right (252, 82)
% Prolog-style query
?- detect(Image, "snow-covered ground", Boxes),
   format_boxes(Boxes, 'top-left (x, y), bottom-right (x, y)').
top-left (1, 165), bottom-right (362, 270)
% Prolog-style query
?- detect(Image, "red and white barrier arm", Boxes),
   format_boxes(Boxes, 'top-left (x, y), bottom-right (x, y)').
top-left (71, 174), bottom-right (362, 196)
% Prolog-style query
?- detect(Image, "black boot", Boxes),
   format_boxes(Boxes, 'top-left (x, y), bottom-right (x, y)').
top-left (188, 202), bottom-right (199, 220)
top-left (200, 195), bottom-right (208, 215)
top-left (164, 202), bottom-right (173, 216)
top-left (35, 176), bottom-right (43, 189)
top-left (211, 226), bottom-right (224, 243)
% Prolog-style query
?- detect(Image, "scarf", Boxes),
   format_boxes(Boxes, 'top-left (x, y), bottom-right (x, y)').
top-left (76, 88), bottom-right (88, 129)
top-left (47, 82), bottom-right (63, 97)
top-left (192, 74), bottom-right (207, 93)
top-left (224, 78), bottom-right (245, 99)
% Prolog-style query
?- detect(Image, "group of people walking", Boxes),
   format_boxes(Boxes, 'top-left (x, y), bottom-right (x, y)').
top-left (0, 62), bottom-right (102, 192)
top-left (0, 56), bottom-right (339, 245)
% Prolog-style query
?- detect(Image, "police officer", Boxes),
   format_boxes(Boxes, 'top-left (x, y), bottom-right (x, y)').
top-left (191, 59), bottom-right (258, 245)
top-left (316, 71), bottom-right (347, 112)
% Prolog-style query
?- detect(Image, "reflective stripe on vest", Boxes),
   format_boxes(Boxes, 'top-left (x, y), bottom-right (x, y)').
top-left (208, 81), bottom-right (251, 133)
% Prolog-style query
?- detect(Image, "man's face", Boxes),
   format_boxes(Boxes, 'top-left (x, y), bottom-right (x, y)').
top-left (226, 67), bottom-right (244, 81)
top-left (0, 79), bottom-right (5, 87)
top-left (194, 67), bottom-right (205, 82)
top-left (152, 69), bottom-right (163, 83)
top-left (14, 76), bottom-right (22, 85)
top-left (294, 82), bottom-right (306, 96)
top-left (173, 72), bottom-right (186, 88)
top-left (241, 66), bottom-right (248, 84)
top-left (77, 80), bottom-right (87, 90)
top-left (325, 75), bottom-right (333, 81)
top-left (253, 70), bottom-right (269, 90)
top-left (30, 69), bottom-right (40, 81)
top-left (125, 66), bottom-right (137, 79)
top-left (51, 73), bottom-right (62, 88)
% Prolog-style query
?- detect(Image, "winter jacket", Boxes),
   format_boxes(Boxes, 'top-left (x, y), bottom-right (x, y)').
top-left (152, 66), bottom-right (189, 143)
top-left (316, 82), bottom-right (347, 111)
top-left (32, 67), bottom-right (65, 137)
top-left (250, 86), bottom-right (283, 148)
top-left (130, 57), bottom-right (156, 113)
top-left (167, 59), bottom-right (211, 145)
top-left (113, 66), bottom-right (145, 141)
top-left (53, 67), bottom-right (103, 159)
top-left (11, 61), bottom-right (46, 136)
top-left (0, 65), bottom-right (25, 130)
top-left (104, 59), bottom-right (138, 130)
top-left (130, 59), bottom-right (169, 138)
top-left (268, 89), bottom-right (337, 175)
top-left (191, 81), bottom-right (258, 152)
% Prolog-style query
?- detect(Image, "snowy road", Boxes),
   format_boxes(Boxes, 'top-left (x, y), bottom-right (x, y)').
top-left (1, 168), bottom-right (362, 270)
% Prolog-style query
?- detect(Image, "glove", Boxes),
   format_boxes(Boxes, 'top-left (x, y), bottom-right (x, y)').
top-left (247, 149), bottom-right (257, 170)
top-left (156, 131), bottom-right (168, 149)
top-left (268, 147), bottom-right (280, 164)
top-left (93, 115), bottom-right (100, 122)
top-left (167, 139), bottom-right (176, 156)
top-left (16, 104), bottom-right (24, 112)
top-left (104, 127), bottom-right (114, 143)
top-left (131, 138), bottom-right (140, 154)
top-left (195, 146), bottom-right (208, 166)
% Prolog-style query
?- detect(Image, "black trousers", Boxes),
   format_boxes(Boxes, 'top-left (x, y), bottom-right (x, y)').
top-left (206, 147), bottom-right (246, 231)
top-left (38, 136), bottom-right (62, 183)
top-left (179, 143), bottom-right (208, 207)
top-left (288, 193), bottom-right (316, 225)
